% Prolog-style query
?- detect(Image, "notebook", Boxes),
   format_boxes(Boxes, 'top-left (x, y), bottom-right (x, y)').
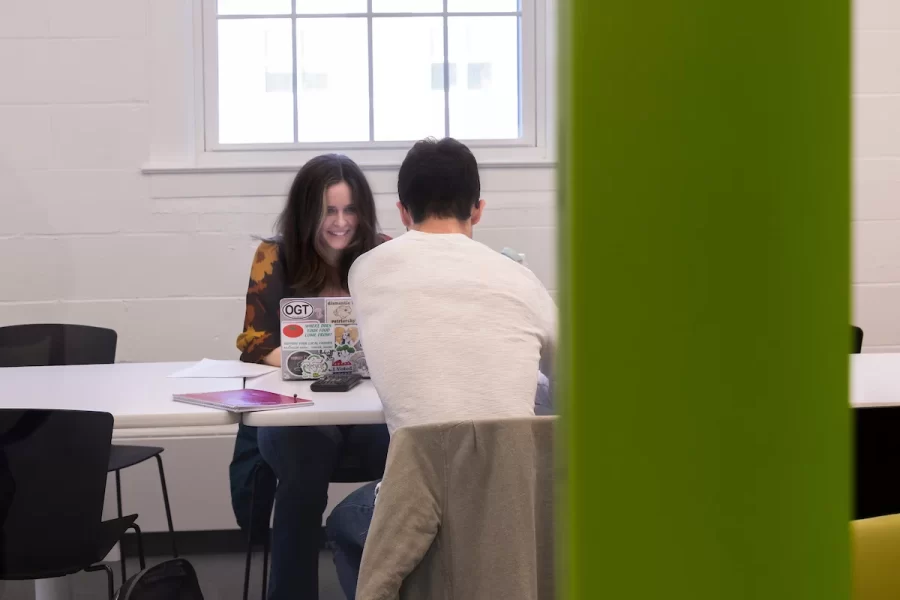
top-left (173, 389), bottom-right (313, 413)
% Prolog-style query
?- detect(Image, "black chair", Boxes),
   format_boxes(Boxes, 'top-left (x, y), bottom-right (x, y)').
top-left (0, 324), bottom-right (178, 584)
top-left (0, 409), bottom-right (145, 600)
top-left (852, 325), bottom-right (864, 354)
top-left (242, 458), bottom-right (377, 600)
top-left (0, 323), bottom-right (116, 367)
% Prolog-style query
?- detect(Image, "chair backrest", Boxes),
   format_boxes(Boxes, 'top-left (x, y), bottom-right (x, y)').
top-left (853, 514), bottom-right (900, 600)
top-left (0, 409), bottom-right (114, 577)
top-left (0, 324), bottom-right (117, 367)
top-left (852, 325), bottom-right (864, 354)
top-left (357, 417), bottom-right (556, 600)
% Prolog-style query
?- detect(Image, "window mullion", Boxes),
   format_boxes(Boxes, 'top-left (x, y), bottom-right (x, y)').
top-left (291, 1), bottom-right (299, 143)
top-left (368, 0), bottom-right (375, 142)
top-left (442, 0), bottom-right (450, 137)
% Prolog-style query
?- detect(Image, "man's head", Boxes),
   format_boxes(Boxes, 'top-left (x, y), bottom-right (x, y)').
top-left (396, 137), bottom-right (485, 236)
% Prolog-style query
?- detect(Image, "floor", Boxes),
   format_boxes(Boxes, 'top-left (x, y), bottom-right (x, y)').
top-left (0, 549), bottom-right (344, 600)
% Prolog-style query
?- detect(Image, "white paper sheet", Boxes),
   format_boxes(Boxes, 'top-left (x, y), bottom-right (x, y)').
top-left (168, 359), bottom-right (278, 379)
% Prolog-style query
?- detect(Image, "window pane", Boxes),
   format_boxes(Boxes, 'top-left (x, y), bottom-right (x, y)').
top-left (372, 0), bottom-right (441, 13)
top-left (448, 0), bottom-right (519, 11)
top-left (295, 0), bottom-right (366, 14)
top-left (218, 0), bottom-right (290, 15)
top-left (218, 19), bottom-right (294, 144)
top-left (372, 17), bottom-right (445, 141)
top-left (448, 16), bottom-right (519, 139)
top-left (296, 18), bottom-right (369, 142)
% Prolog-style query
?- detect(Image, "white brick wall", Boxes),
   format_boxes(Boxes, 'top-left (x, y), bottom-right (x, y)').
top-left (0, 0), bottom-right (556, 362)
top-left (854, 0), bottom-right (900, 350)
top-left (5, 0), bottom-right (896, 359)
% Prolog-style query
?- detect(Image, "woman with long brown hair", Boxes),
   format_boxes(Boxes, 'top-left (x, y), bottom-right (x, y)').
top-left (233, 154), bottom-right (390, 600)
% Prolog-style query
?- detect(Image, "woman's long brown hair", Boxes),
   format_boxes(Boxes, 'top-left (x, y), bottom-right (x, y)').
top-left (273, 154), bottom-right (380, 295)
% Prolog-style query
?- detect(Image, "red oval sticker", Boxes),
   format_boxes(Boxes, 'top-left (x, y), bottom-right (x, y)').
top-left (283, 324), bottom-right (304, 338)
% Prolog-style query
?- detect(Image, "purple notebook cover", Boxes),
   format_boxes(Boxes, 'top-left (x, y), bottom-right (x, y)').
top-left (173, 389), bottom-right (312, 412)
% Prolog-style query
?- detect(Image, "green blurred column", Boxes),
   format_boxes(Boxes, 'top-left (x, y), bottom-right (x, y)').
top-left (558, 1), bottom-right (850, 599)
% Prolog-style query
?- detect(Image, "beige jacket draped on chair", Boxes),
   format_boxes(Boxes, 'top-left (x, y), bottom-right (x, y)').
top-left (357, 417), bottom-right (556, 600)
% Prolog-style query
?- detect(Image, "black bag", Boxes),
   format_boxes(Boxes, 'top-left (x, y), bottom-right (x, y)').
top-left (115, 559), bottom-right (204, 600)
top-left (229, 422), bottom-right (277, 537)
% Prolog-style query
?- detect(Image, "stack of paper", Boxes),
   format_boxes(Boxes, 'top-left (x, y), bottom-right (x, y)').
top-left (168, 359), bottom-right (278, 379)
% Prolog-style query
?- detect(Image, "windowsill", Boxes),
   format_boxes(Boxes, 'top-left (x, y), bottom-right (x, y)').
top-left (141, 158), bottom-right (557, 175)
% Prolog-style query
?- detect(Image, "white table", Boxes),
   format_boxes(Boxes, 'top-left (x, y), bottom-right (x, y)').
top-left (244, 355), bottom-right (890, 425)
top-left (0, 361), bottom-right (243, 600)
top-left (243, 371), bottom-right (385, 427)
top-left (852, 353), bottom-right (900, 408)
top-left (0, 354), bottom-right (893, 600)
top-left (0, 362), bottom-right (243, 428)
top-left (851, 354), bottom-right (900, 521)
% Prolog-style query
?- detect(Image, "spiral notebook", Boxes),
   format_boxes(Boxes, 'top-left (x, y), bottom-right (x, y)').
top-left (173, 389), bottom-right (313, 413)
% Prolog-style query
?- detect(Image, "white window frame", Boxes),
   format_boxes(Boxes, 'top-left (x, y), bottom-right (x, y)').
top-left (192, 0), bottom-right (554, 169)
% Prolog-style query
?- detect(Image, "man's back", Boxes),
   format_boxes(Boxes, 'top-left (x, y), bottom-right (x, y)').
top-left (350, 230), bottom-right (556, 433)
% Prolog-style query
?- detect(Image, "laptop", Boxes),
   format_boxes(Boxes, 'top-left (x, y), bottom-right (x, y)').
top-left (279, 297), bottom-right (369, 380)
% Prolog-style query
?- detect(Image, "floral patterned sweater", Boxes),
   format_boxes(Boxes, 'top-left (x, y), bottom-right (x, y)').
top-left (236, 241), bottom-right (284, 364)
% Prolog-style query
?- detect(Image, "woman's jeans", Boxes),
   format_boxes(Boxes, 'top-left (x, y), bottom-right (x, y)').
top-left (325, 481), bottom-right (380, 600)
top-left (257, 425), bottom-right (389, 600)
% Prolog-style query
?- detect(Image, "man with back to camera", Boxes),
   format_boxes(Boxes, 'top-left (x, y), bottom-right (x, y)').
top-left (324, 137), bottom-right (557, 599)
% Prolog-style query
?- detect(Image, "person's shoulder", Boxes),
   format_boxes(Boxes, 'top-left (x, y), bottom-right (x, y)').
top-left (253, 239), bottom-right (284, 259)
top-left (466, 239), bottom-right (531, 273)
top-left (509, 261), bottom-right (552, 301)
top-left (470, 241), bottom-right (552, 298)
top-left (360, 232), bottom-right (410, 261)
top-left (249, 239), bottom-right (283, 285)
top-left (350, 234), bottom-right (400, 287)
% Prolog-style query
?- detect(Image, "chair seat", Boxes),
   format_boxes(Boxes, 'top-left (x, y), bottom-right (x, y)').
top-left (108, 445), bottom-right (164, 472)
top-left (0, 515), bottom-right (137, 581)
top-left (90, 515), bottom-right (139, 564)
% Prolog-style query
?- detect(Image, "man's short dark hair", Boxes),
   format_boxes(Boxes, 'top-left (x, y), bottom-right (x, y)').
top-left (397, 137), bottom-right (481, 223)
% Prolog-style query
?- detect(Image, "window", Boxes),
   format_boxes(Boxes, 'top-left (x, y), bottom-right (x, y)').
top-left (202, 0), bottom-right (544, 153)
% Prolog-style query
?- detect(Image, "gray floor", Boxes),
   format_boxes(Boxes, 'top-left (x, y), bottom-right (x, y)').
top-left (0, 550), bottom-right (344, 600)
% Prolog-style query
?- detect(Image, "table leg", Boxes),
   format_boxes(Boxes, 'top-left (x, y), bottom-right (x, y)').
top-left (34, 576), bottom-right (74, 600)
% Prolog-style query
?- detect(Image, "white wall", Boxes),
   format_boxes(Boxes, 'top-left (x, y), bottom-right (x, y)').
top-left (0, 0), bottom-right (556, 362)
top-left (3, 0), bottom-right (899, 351)
top-left (854, 0), bottom-right (900, 350)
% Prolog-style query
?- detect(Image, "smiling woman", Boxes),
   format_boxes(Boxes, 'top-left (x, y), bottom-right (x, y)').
top-left (235, 155), bottom-right (384, 366)
top-left (317, 181), bottom-right (360, 262)
top-left (231, 153), bottom-right (392, 600)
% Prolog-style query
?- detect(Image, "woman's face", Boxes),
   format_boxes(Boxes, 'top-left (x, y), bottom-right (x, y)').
top-left (319, 181), bottom-right (358, 252)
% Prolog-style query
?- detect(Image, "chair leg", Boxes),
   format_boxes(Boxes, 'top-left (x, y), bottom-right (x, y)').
top-left (262, 529), bottom-right (270, 600)
top-left (243, 541), bottom-right (254, 600)
top-left (126, 522), bottom-right (147, 570)
top-left (243, 465), bottom-right (260, 600)
top-left (86, 563), bottom-right (115, 600)
top-left (115, 470), bottom-right (127, 585)
top-left (154, 454), bottom-right (178, 558)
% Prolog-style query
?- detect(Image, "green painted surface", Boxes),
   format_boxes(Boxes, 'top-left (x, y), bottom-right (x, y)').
top-left (557, 1), bottom-right (851, 599)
